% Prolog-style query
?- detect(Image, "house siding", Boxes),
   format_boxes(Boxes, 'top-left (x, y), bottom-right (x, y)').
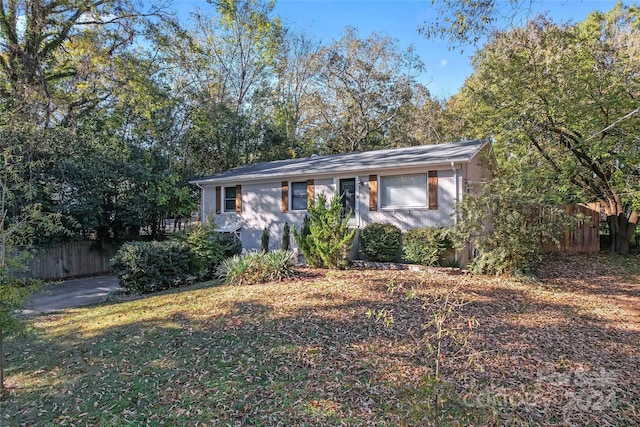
top-left (199, 169), bottom-right (459, 254)
top-left (359, 169), bottom-right (457, 231)
top-left (192, 140), bottom-right (492, 265)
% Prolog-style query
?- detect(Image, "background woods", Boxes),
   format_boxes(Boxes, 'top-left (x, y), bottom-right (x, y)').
top-left (0, 0), bottom-right (637, 254)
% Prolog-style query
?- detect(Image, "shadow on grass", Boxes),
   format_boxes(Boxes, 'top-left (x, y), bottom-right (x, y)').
top-left (2, 267), bottom-right (640, 426)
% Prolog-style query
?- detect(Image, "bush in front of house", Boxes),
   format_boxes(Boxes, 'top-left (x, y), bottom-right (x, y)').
top-left (454, 178), bottom-right (572, 275)
top-left (293, 193), bottom-right (356, 269)
top-left (218, 232), bottom-right (242, 259)
top-left (111, 241), bottom-right (192, 294)
top-left (402, 227), bottom-right (453, 266)
top-left (282, 223), bottom-right (291, 251)
top-left (173, 223), bottom-right (243, 279)
top-left (218, 250), bottom-right (296, 285)
top-left (360, 223), bottom-right (402, 262)
top-left (176, 222), bottom-right (224, 279)
top-left (261, 228), bottom-right (270, 252)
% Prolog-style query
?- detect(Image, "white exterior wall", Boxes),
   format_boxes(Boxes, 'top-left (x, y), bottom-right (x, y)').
top-left (358, 169), bottom-right (457, 231)
top-left (199, 167), bottom-right (463, 255)
top-left (199, 178), bottom-right (337, 253)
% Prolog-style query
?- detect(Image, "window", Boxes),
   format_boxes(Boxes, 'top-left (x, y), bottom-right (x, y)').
top-left (380, 174), bottom-right (428, 209)
top-left (224, 186), bottom-right (236, 212)
top-left (291, 181), bottom-right (308, 210)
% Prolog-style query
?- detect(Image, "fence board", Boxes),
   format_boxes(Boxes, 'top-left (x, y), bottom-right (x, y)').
top-left (26, 241), bottom-right (120, 280)
top-left (543, 203), bottom-right (600, 254)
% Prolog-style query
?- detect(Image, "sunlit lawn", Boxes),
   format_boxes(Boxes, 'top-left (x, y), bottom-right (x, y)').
top-left (2, 254), bottom-right (639, 426)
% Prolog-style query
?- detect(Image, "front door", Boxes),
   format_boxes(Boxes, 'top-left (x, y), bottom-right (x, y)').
top-left (339, 178), bottom-right (356, 217)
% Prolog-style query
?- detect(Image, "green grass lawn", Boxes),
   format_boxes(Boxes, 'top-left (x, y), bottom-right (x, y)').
top-left (2, 254), bottom-right (639, 426)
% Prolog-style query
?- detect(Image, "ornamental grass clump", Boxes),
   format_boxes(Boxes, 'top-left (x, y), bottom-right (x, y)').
top-left (218, 250), bottom-right (296, 285)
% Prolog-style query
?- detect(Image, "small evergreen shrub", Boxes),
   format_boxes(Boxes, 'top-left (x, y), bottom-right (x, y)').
top-left (292, 215), bottom-right (322, 267)
top-left (218, 250), bottom-right (296, 285)
top-left (261, 228), bottom-right (270, 252)
top-left (403, 227), bottom-right (453, 266)
top-left (360, 223), bottom-right (402, 262)
top-left (292, 193), bottom-right (355, 269)
top-left (282, 223), bottom-right (291, 251)
top-left (111, 241), bottom-right (192, 294)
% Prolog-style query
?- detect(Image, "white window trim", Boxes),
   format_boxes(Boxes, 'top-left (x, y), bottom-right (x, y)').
top-left (289, 181), bottom-right (308, 212)
top-left (378, 173), bottom-right (430, 210)
top-left (222, 186), bottom-right (236, 214)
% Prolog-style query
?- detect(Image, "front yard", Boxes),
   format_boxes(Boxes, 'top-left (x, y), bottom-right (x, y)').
top-left (2, 254), bottom-right (639, 426)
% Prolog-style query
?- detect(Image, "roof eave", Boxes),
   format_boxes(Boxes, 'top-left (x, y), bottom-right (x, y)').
top-left (189, 156), bottom-right (478, 187)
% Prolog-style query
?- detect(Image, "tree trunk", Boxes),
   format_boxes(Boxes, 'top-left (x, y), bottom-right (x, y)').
top-left (607, 212), bottom-right (638, 255)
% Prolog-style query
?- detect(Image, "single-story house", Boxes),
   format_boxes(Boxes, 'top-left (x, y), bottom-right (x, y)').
top-left (190, 139), bottom-right (493, 265)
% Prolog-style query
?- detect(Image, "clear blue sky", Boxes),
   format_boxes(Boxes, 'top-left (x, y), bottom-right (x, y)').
top-left (170, 0), bottom-right (625, 97)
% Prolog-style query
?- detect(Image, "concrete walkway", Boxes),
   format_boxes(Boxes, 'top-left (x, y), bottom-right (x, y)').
top-left (22, 275), bottom-right (121, 317)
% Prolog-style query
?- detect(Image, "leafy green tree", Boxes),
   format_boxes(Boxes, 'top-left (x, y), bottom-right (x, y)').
top-left (455, 176), bottom-right (573, 275)
top-left (419, 0), bottom-right (537, 47)
top-left (450, 4), bottom-right (640, 254)
top-left (293, 194), bottom-right (355, 269)
top-left (0, 0), bottom-right (166, 123)
top-left (0, 112), bottom-right (66, 390)
top-left (271, 31), bottom-right (322, 156)
top-left (386, 84), bottom-right (446, 148)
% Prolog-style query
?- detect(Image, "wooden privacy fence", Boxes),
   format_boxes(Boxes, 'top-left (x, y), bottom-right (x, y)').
top-left (542, 203), bottom-right (600, 254)
top-left (26, 241), bottom-right (121, 280)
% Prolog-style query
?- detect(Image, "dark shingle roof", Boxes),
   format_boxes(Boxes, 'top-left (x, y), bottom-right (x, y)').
top-left (191, 139), bottom-right (489, 186)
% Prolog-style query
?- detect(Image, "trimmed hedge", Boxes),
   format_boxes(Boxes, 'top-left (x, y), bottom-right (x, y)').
top-left (402, 227), bottom-right (453, 266)
top-left (111, 241), bottom-right (192, 294)
top-left (360, 223), bottom-right (402, 262)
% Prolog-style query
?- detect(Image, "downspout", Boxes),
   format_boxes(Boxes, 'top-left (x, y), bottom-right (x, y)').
top-left (194, 182), bottom-right (205, 224)
top-left (451, 162), bottom-right (459, 264)
top-left (355, 176), bottom-right (361, 228)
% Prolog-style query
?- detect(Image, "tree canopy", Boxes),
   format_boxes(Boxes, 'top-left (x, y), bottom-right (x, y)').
top-left (5, 0), bottom-right (638, 257)
top-left (449, 3), bottom-right (640, 253)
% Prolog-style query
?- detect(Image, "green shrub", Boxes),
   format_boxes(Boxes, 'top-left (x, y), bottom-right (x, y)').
top-left (175, 223), bottom-right (224, 279)
top-left (173, 223), bottom-right (243, 279)
top-left (292, 193), bottom-right (355, 269)
top-left (292, 215), bottom-right (322, 267)
top-left (455, 177), bottom-right (571, 275)
top-left (218, 232), bottom-right (242, 259)
top-left (111, 241), bottom-right (192, 294)
top-left (403, 227), bottom-right (453, 266)
top-left (261, 228), bottom-right (270, 252)
top-left (218, 250), bottom-right (296, 285)
top-left (282, 223), bottom-right (291, 251)
top-left (360, 223), bottom-right (402, 262)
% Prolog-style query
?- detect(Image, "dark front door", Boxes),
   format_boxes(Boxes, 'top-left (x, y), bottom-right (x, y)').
top-left (339, 178), bottom-right (356, 217)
